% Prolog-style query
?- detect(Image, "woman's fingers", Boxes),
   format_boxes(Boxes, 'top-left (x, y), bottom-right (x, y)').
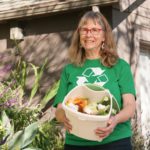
top-left (95, 116), bottom-right (117, 139)
top-left (63, 117), bottom-right (72, 132)
top-left (95, 129), bottom-right (108, 139)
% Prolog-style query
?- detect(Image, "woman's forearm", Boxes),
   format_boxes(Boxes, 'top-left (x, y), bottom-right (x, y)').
top-left (115, 94), bottom-right (136, 124)
top-left (55, 103), bottom-right (66, 123)
top-left (55, 103), bottom-right (72, 131)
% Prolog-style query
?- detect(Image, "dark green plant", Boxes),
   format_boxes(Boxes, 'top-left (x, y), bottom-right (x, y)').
top-left (6, 107), bottom-right (40, 132)
top-left (39, 80), bottom-right (60, 111)
top-left (31, 119), bottom-right (64, 150)
top-left (10, 38), bottom-right (27, 91)
top-left (0, 111), bottom-right (39, 150)
top-left (0, 81), bottom-right (40, 132)
top-left (0, 39), bottom-right (62, 149)
top-left (10, 59), bottom-right (48, 105)
top-left (0, 119), bottom-right (6, 143)
top-left (29, 60), bottom-right (47, 105)
top-left (9, 39), bottom-right (48, 105)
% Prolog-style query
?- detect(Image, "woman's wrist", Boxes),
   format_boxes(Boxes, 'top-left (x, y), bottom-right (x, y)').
top-left (55, 107), bottom-right (65, 123)
top-left (114, 114), bottom-right (119, 125)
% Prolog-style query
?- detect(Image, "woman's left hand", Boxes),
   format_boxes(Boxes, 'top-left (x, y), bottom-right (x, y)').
top-left (95, 116), bottom-right (118, 139)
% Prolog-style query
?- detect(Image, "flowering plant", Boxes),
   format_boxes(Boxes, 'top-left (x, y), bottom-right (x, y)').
top-left (0, 82), bottom-right (23, 110)
top-left (0, 39), bottom-right (62, 149)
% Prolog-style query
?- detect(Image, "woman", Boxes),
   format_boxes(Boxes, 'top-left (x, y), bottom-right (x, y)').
top-left (53, 11), bottom-right (136, 150)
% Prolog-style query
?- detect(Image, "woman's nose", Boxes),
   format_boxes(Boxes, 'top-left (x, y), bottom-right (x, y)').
top-left (86, 30), bottom-right (93, 36)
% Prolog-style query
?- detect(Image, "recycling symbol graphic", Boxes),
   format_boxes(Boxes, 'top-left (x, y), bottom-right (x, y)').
top-left (76, 67), bottom-right (108, 86)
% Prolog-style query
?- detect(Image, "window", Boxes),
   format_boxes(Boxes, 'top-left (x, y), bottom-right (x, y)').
top-left (138, 41), bottom-right (150, 136)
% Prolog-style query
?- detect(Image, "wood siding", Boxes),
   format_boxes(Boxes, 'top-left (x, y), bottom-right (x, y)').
top-left (113, 1), bottom-right (150, 149)
top-left (0, 0), bottom-right (118, 22)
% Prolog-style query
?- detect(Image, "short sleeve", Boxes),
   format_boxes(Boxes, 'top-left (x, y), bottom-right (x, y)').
top-left (53, 66), bottom-right (68, 107)
top-left (118, 60), bottom-right (136, 97)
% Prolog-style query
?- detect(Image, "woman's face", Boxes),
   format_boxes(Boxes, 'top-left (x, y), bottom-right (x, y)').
top-left (79, 19), bottom-right (105, 52)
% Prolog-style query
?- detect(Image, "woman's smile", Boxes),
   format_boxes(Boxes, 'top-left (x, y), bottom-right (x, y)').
top-left (79, 19), bottom-right (105, 52)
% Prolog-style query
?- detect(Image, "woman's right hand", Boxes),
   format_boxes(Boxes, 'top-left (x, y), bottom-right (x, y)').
top-left (55, 103), bottom-right (72, 132)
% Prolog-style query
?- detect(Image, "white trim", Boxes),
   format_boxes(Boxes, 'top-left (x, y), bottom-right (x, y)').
top-left (133, 24), bottom-right (150, 126)
top-left (129, 23), bottom-right (150, 73)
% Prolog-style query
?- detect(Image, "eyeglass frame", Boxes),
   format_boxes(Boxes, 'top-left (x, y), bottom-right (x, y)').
top-left (78, 27), bottom-right (104, 35)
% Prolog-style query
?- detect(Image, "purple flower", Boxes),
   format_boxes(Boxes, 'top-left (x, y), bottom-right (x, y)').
top-left (0, 64), bottom-right (13, 73)
top-left (5, 99), bottom-right (17, 107)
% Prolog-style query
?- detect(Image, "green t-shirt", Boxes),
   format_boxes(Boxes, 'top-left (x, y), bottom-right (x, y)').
top-left (53, 58), bottom-right (136, 146)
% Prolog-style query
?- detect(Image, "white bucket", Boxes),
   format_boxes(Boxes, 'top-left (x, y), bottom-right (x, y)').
top-left (62, 84), bottom-right (112, 141)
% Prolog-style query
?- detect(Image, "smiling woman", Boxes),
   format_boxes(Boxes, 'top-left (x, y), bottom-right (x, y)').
top-left (69, 11), bottom-right (118, 67)
top-left (53, 11), bottom-right (136, 150)
top-left (79, 19), bottom-right (105, 59)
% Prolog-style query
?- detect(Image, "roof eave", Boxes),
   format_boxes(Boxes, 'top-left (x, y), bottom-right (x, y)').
top-left (0, 0), bottom-right (119, 22)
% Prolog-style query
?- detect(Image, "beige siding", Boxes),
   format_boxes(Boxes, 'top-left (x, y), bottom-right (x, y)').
top-left (113, 0), bottom-right (150, 67)
top-left (119, 0), bottom-right (136, 11)
top-left (0, 6), bottom-right (112, 91)
top-left (113, 1), bottom-right (150, 149)
top-left (0, 0), bottom-right (118, 22)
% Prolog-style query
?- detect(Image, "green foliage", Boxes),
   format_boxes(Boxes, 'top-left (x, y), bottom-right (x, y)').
top-left (0, 41), bottom-right (62, 149)
top-left (0, 120), bottom-right (39, 150)
top-left (6, 108), bottom-right (40, 132)
top-left (7, 122), bottom-right (38, 150)
top-left (39, 80), bottom-right (60, 111)
top-left (0, 119), bottom-right (6, 142)
top-left (0, 81), bottom-right (40, 132)
top-left (0, 110), bottom-right (39, 150)
top-left (29, 59), bottom-right (47, 105)
top-left (10, 59), bottom-right (48, 106)
top-left (10, 59), bottom-right (27, 91)
top-left (31, 119), bottom-right (64, 150)
top-left (0, 111), bottom-right (13, 143)
top-left (0, 82), bottom-right (23, 111)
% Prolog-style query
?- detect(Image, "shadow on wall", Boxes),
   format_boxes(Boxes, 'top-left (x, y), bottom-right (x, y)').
top-left (12, 11), bottom-right (82, 92)
top-left (113, 1), bottom-right (149, 149)
top-left (0, 6), bottom-right (113, 107)
top-left (113, 0), bottom-right (145, 67)
top-left (0, 9), bottom-right (89, 105)
top-left (113, 0), bottom-right (145, 28)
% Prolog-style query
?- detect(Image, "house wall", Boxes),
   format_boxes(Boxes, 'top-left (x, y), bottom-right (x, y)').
top-left (1, 0), bottom-right (150, 147)
top-left (0, 6), bottom-right (112, 98)
top-left (112, 0), bottom-right (150, 149)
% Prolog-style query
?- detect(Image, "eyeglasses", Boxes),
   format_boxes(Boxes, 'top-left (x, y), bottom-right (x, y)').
top-left (79, 27), bottom-right (103, 35)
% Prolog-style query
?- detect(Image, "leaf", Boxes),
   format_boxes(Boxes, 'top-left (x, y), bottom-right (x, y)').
top-left (29, 63), bottom-right (39, 104)
top-left (20, 61), bottom-right (27, 90)
top-left (37, 59), bottom-right (47, 83)
top-left (29, 60), bottom-right (47, 105)
top-left (39, 80), bottom-right (60, 110)
top-left (1, 111), bottom-right (13, 138)
top-left (23, 148), bottom-right (42, 150)
top-left (7, 130), bottom-right (23, 150)
top-left (15, 86), bottom-right (24, 106)
top-left (21, 122), bottom-right (38, 148)
top-left (7, 122), bottom-right (38, 150)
